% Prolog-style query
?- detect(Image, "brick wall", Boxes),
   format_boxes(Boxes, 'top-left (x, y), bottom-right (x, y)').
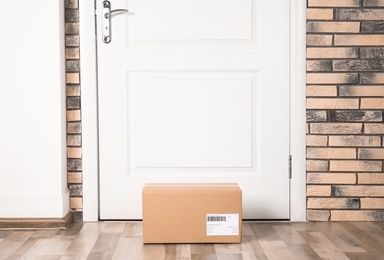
top-left (65, 0), bottom-right (83, 221)
top-left (307, 0), bottom-right (384, 221)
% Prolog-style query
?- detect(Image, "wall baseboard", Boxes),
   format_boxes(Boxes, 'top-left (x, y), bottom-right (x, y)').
top-left (0, 212), bottom-right (73, 229)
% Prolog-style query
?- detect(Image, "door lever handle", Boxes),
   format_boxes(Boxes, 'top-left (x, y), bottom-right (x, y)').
top-left (102, 0), bottom-right (132, 43)
top-left (104, 9), bottom-right (130, 19)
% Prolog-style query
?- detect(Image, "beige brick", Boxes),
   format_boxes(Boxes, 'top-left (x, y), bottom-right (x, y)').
top-left (337, 9), bottom-right (384, 20)
top-left (66, 73), bottom-right (80, 84)
top-left (67, 110), bottom-right (81, 121)
top-left (67, 135), bottom-right (81, 146)
top-left (67, 123), bottom-right (81, 134)
top-left (307, 185), bottom-right (332, 196)
top-left (310, 123), bottom-right (362, 134)
top-left (66, 35), bottom-right (80, 47)
top-left (359, 173), bottom-right (384, 184)
top-left (68, 172), bottom-right (82, 184)
top-left (329, 136), bottom-right (381, 147)
top-left (66, 48), bottom-right (80, 59)
top-left (331, 210), bottom-right (383, 221)
top-left (365, 124), bottom-right (384, 134)
top-left (361, 198), bottom-right (384, 209)
top-left (307, 148), bottom-right (356, 159)
top-left (361, 98), bottom-right (384, 109)
top-left (307, 35), bottom-right (333, 46)
top-left (361, 73), bottom-right (384, 84)
top-left (307, 135), bottom-right (328, 146)
top-left (307, 85), bottom-right (337, 97)
top-left (364, 0), bottom-right (384, 6)
top-left (334, 185), bottom-right (384, 197)
top-left (307, 98), bottom-right (359, 109)
top-left (67, 148), bottom-right (82, 159)
top-left (335, 35), bottom-right (384, 46)
top-left (307, 48), bottom-right (358, 58)
top-left (307, 22), bottom-right (360, 33)
top-left (307, 110), bottom-right (327, 122)
top-left (65, 0), bottom-right (78, 9)
top-left (307, 60), bottom-right (332, 72)
top-left (339, 86), bottom-right (384, 97)
top-left (307, 210), bottom-right (330, 221)
top-left (359, 148), bottom-right (384, 159)
top-left (307, 173), bottom-right (356, 184)
top-left (330, 160), bottom-right (382, 172)
top-left (307, 73), bottom-right (358, 84)
top-left (70, 198), bottom-right (83, 209)
top-left (307, 8), bottom-right (334, 19)
top-left (308, 0), bottom-right (360, 7)
top-left (307, 160), bottom-right (328, 172)
top-left (308, 198), bottom-right (359, 209)
top-left (66, 85), bottom-right (80, 97)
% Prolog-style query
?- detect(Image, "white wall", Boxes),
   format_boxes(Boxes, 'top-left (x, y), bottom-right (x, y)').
top-left (0, 0), bottom-right (69, 218)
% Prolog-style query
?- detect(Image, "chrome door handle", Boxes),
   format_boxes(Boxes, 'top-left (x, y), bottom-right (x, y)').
top-left (104, 9), bottom-right (129, 19)
top-left (102, 0), bottom-right (132, 43)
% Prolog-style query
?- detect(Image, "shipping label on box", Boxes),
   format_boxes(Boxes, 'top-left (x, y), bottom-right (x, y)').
top-left (206, 214), bottom-right (239, 236)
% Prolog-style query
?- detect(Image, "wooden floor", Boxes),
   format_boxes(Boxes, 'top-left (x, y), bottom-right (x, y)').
top-left (1, 222), bottom-right (384, 259)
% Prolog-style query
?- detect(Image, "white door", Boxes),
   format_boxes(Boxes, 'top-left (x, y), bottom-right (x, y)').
top-left (96, 0), bottom-right (290, 220)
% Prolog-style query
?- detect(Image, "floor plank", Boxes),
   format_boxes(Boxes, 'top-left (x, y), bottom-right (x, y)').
top-left (1, 222), bottom-right (384, 259)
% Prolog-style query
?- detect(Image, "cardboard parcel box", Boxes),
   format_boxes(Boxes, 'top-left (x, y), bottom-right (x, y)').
top-left (142, 183), bottom-right (242, 244)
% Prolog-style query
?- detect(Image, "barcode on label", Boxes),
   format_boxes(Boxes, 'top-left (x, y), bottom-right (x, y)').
top-left (207, 216), bottom-right (227, 222)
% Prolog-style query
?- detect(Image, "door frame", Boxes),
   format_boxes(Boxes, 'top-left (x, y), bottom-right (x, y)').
top-left (79, 0), bottom-right (307, 221)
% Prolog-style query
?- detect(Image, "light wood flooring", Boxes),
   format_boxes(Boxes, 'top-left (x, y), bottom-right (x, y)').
top-left (1, 221), bottom-right (384, 259)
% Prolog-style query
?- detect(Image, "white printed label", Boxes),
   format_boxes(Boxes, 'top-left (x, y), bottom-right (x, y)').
top-left (206, 214), bottom-right (239, 236)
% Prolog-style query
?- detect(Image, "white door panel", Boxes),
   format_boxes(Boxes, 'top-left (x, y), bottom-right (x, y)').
top-left (97, 0), bottom-right (290, 219)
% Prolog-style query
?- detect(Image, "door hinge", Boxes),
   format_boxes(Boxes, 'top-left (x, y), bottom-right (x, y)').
top-left (288, 155), bottom-right (292, 179)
